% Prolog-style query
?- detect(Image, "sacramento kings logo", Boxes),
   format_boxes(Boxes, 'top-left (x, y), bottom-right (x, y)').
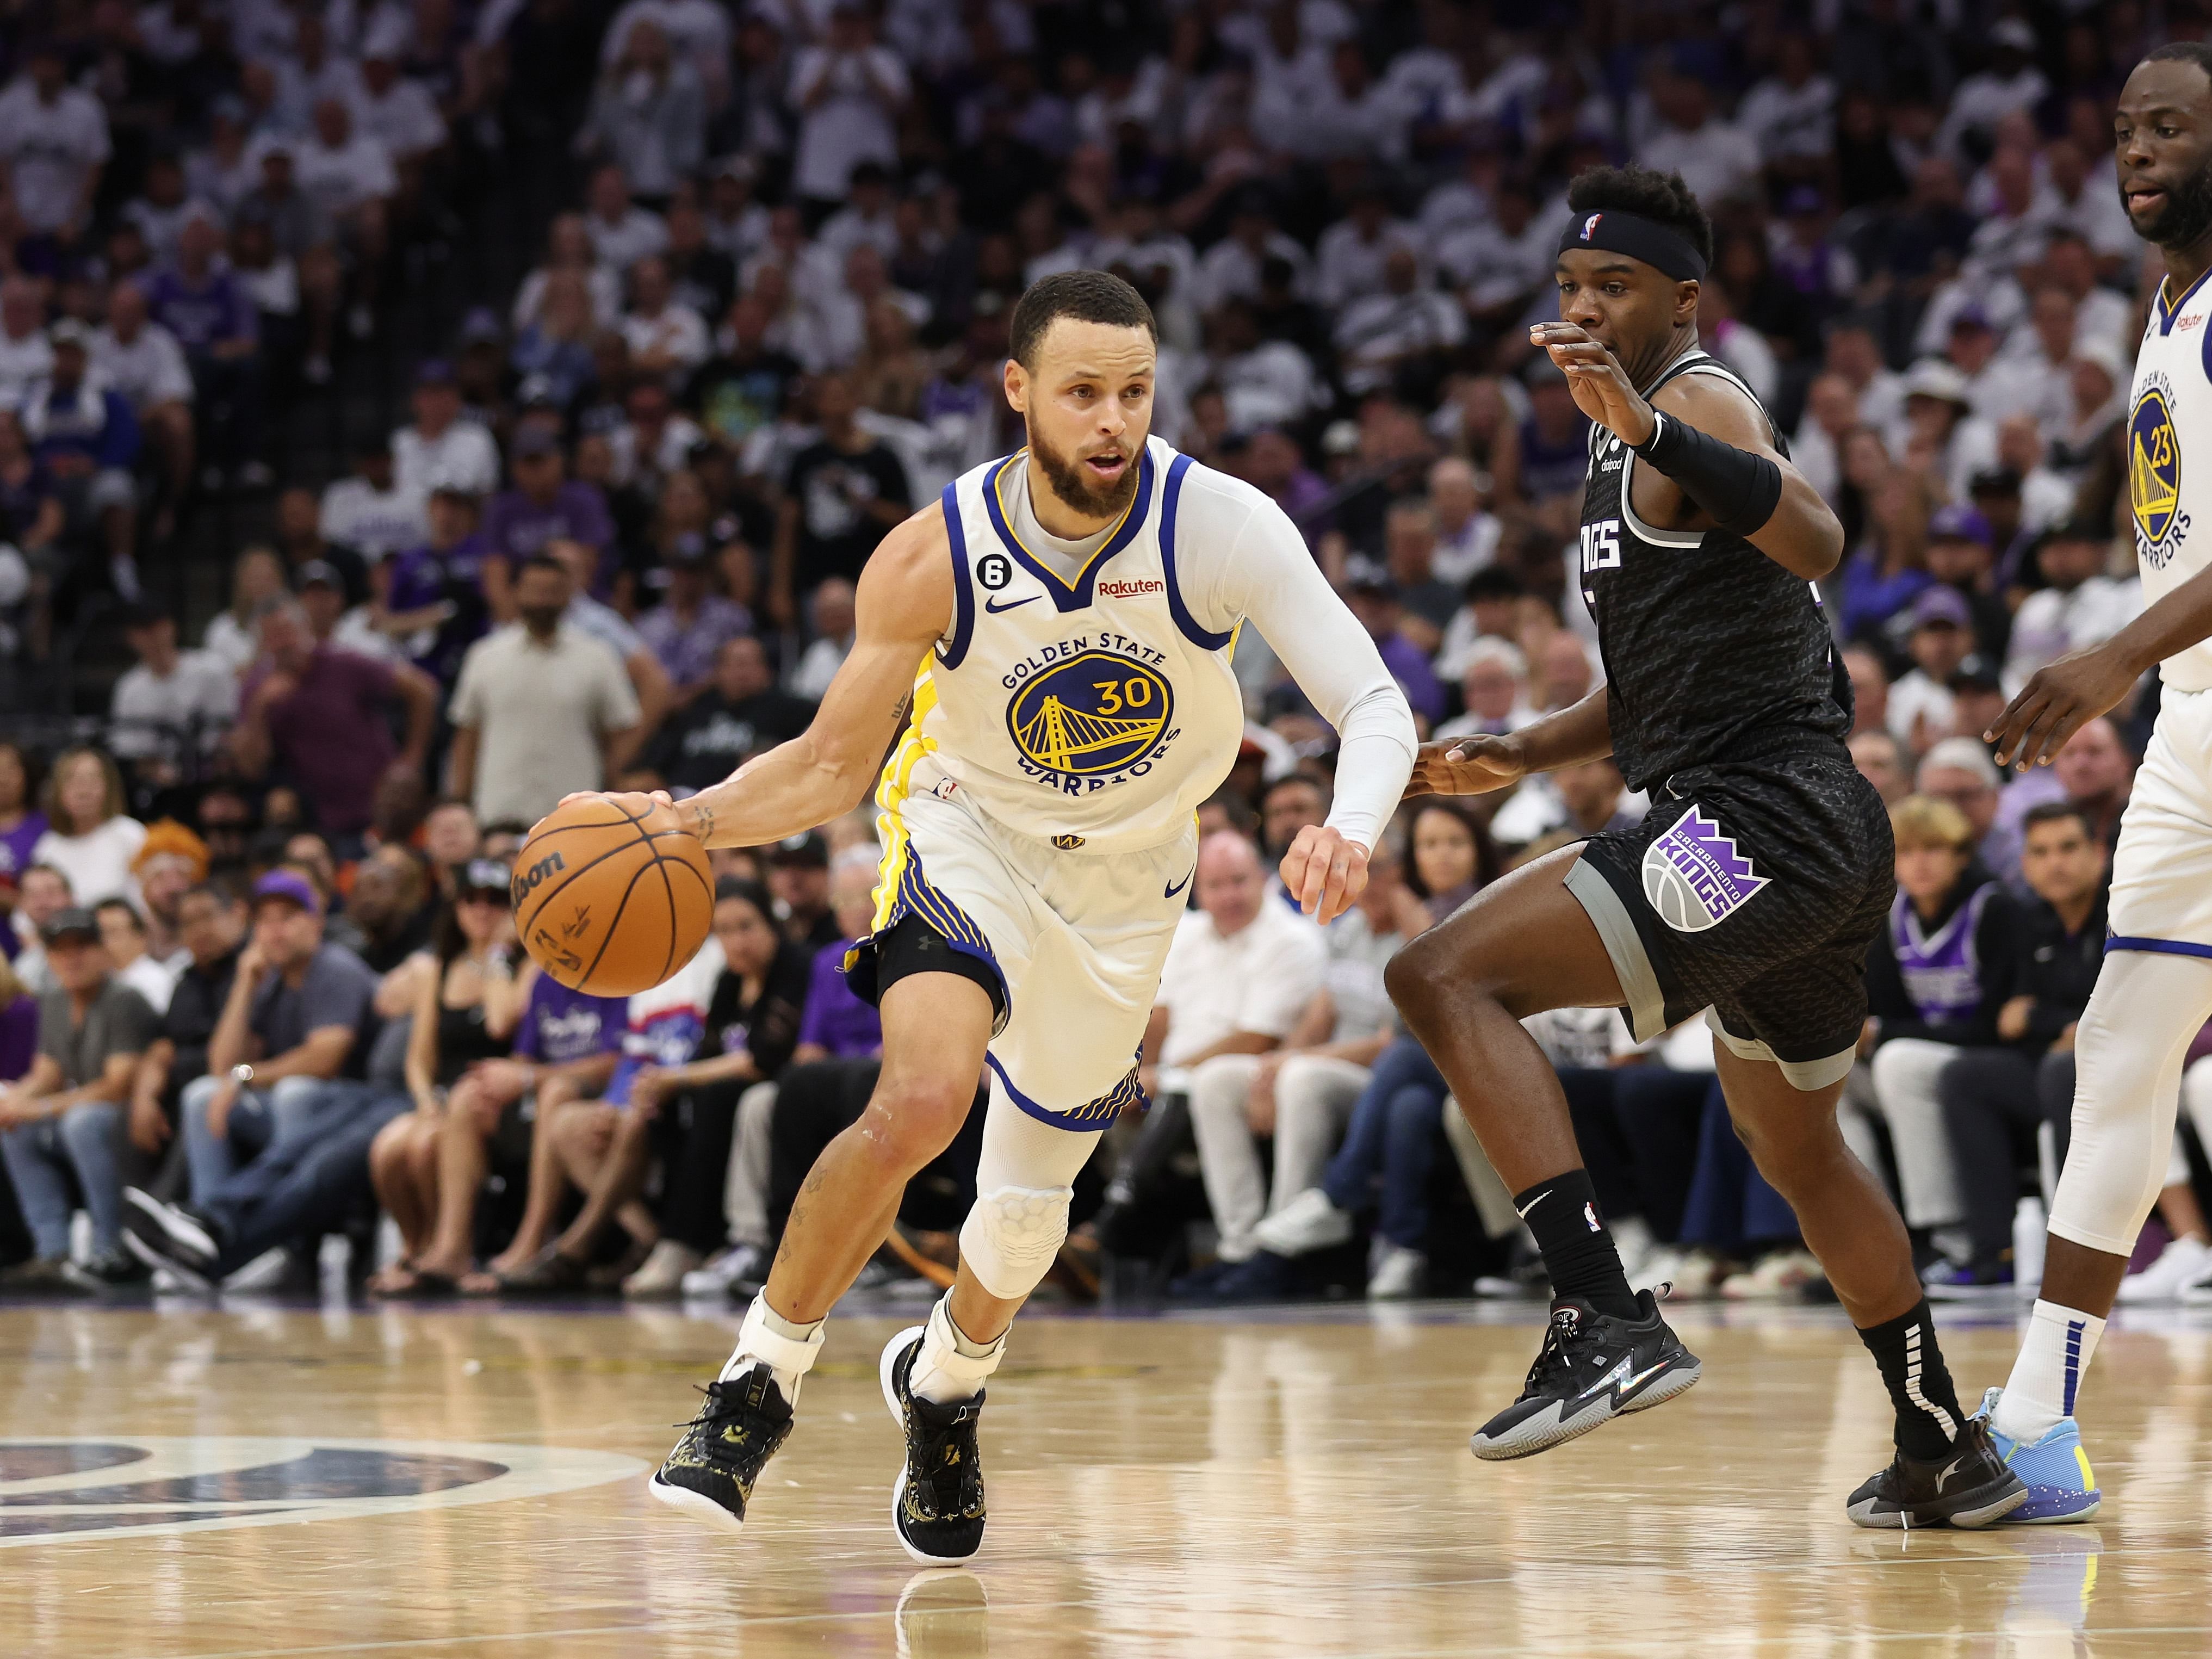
top-left (2132, 375), bottom-right (2188, 566)
top-left (1640, 808), bottom-right (1769, 933)
top-left (1006, 651), bottom-right (1174, 780)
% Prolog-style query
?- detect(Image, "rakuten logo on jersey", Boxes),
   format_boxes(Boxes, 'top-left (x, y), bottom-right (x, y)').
top-left (1096, 578), bottom-right (1164, 598)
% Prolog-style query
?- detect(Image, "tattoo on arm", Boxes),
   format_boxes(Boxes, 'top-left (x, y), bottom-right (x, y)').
top-left (692, 800), bottom-right (715, 845)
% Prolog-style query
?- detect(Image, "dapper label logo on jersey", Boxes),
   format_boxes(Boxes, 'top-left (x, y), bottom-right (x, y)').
top-left (1003, 637), bottom-right (1179, 793)
top-left (2132, 374), bottom-right (2189, 567)
top-left (1640, 808), bottom-right (1769, 932)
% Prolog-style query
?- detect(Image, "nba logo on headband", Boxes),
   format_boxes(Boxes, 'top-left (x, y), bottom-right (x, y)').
top-left (1581, 213), bottom-right (1602, 240)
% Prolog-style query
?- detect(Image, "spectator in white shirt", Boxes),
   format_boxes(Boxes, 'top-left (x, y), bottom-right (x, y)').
top-left (702, 157), bottom-right (772, 264)
top-left (94, 282), bottom-right (194, 514)
top-left (30, 748), bottom-right (145, 908)
top-left (0, 277), bottom-right (53, 401)
top-left (1209, 300), bottom-right (1323, 432)
top-left (2004, 522), bottom-right (2143, 697)
top-left (785, 577), bottom-right (856, 702)
top-left (2035, 143), bottom-right (2136, 270)
top-left (1194, 196), bottom-right (1314, 314)
top-left (1314, 189), bottom-right (1419, 310)
top-left (814, 159), bottom-right (900, 267)
top-left (0, 43), bottom-right (110, 243)
top-left (1435, 637), bottom-right (1540, 742)
top-left (120, 155), bottom-right (215, 270)
top-left (294, 96), bottom-right (396, 222)
top-left (110, 606), bottom-right (238, 765)
top-left (578, 18), bottom-right (706, 200)
top-left (1150, 832), bottom-right (1327, 1085)
top-left (1791, 372), bottom-right (1862, 509)
top-left (202, 545), bottom-right (290, 673)
top-left (1428, 455), bottom-right (1501, 585)
top-left (583, 163), bottom-right (668, 273)
top-left (321, 440), bottom-right (429, 560)
top-left (95, 897), bottom-right (178, 1016)
top-left (599, 0), bottom-right (733, 106)
top-left (1438, 179), bottom-right (1556, 326)
top-left (621, 254), bottom-right (710, 380)
top-left (1639, 74), bottom-right (1762, 209)
top-left (1738, 33), bottom-right (1835, 175)
top-left (1334, 246), bottom-right (1465, 399)
top-left (392, 360), bottom-right (500, 500)
top-left (788, 5), bottom-right (908, 211)
top-left (2038, 230), bottom-right (2132, 362)
top-left (1886, 587), bottom-right (1974, 754)
top-left (512, 212), bottom-right (623, 332)
top-left (350, 52), bottom-right (447, 167)
top-left (1937, 18), bottom-right (2047, 166)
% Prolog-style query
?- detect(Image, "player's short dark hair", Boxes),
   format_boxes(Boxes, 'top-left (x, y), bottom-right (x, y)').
top-left (2147, 41), bottom-right (2212, 95)
top-left (2023, 801), bottom-right (2095, 840)
top-left (1009, 270), bottom-right (1158, 369)
top-left (1564, 165), bottom-right (1715, 268)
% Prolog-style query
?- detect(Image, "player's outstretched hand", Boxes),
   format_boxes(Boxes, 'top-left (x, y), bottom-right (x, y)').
top-left (1985, 643), bottom-right (2139, 771)
top-left (1530, 323), bottom-right (1655, 448)
top-left (552, 788), bottom-right (681, 828)
top-left (1406, 735), bottom-right (1527, 798)
top-left (1281, 824), bottom-right (1370, 926)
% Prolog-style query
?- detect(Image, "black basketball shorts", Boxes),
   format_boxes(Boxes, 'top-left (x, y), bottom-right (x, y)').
top-left (1564, 753), bottom-right (1895, 1090)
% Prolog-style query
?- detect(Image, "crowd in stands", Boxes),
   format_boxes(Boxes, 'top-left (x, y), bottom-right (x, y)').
top-left (4, 0), bottom-right (2212, 1307)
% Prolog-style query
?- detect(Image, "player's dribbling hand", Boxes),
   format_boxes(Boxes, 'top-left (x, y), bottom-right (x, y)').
top-left (1985, 642), bottom-right (2141, 771)
top-left (1280, 824), bottom-right (1369, 925)
top-left (1529, 322), bottom-right (1656, 448)
top-left (1406, 735), bottom-right (1527, 798)
top-left (555, 789), bottom-right (684, 832)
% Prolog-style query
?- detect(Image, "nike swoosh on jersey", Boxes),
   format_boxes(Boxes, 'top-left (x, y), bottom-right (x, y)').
top-left (984, 593), bottom-right (1040, 614)
top-left (1164, 871), bottom-right (1191, 899)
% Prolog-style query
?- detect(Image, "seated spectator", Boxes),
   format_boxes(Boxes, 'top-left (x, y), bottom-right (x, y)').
top-left (183, 869), bottom-right (379, 1200)
top-left (1864, 795), bottom-right (2018, 1278)
top-left (1916, 738), bottom-right (2018, 887)
top-left (109, 603), bottom-right (238, 771)
top-left (1428, 456), bottom-right (1502, 585)
top-left (346, 847), bottom-right (433, 976)
top-left (21, 320), bottom-right (142, 592)
top-left (621, 255), bottom-right (711, 382)
top-left (1490, 756), bottom-right (1639, 850)
top-left (32, 747), bottom-right (145, 907)
top-left (765, 832), bottom-right (839, 953)
top-left (637, 535), bottom-right (751, 707)
top-left (493, 925), bottom-right (723, 1291)
top-left (1837, 466), bottom-right (1934, 645)
top-left (276, 485), bottom-right (373, 606)
top-left (513, 213), bottom-right (623, 335)
top-left (363, 859), bottom-right (534, 1293)
top-left (770, 370), bottom-right (912, 627)
top-left (129, 821), bottom-right (207, 964)
top-left (1185, 835), bottom-right (1421, 1298)
top-left (509, 271), bottom-right (600, 417)
top-left (1937, 802), bottom-right (2108, 1290)
top-left (479, 427), bottom-right (614, 620)
top-left (232, 599), bottom-right (438, 844)
top-left (1340, 562), bottom-right (1446, 729)
top-left (1334, 246), bottom-right (1465, 400)
top-left (0, 907), bottom-right (153, 1290)
top-left (392, 360), bottom-right (499, 500)
top-left (583, 163), bottom-right (667, 274)
top-left (377, 485), bottom-right (490, 684)
top-left (92, 281), bottom-right (194, 515)
top-left (786, 577), bottom-right (858, 702)
top-left (2004, 521), bottom-right (2142, 697)
top-left (1250, 801), bottom-right (1491, 1296)
top-left (0, 278), bottom-right (53, 399)
top-left (0, 741), bottom-right (45, 890)
top-left (320, 440), bottom-right (428, 564)
top-left (95, 897), bottom-right (178, 1016)
top-left (140, 209), bottom-right (265, 488)
top-left (447, 554), bottom-right (643, 825)
top-left (1886, 587), bottom-right (1974, 753)
top-left (202, 545), bottom-right (289, 672)
top-left (1850, 727), bottom-right (1911, 806)
top-left (10, 864), bottom-right (73, 994)
top-left (128, 880), bottom-right (244, 1160)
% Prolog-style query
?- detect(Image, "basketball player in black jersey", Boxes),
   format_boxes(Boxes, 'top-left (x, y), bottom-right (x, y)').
top-left (1390, 167), bottom-right (2026, 1528)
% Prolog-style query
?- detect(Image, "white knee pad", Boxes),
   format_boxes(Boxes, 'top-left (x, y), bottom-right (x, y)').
top-left (958, 1183), bottom-right (1073, 1301)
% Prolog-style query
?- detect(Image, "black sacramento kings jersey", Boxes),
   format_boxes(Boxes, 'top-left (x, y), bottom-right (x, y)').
top-left (1576, 349), bottom-right (1851, 793)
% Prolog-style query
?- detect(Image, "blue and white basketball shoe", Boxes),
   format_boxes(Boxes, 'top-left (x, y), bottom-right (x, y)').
top-left (1976, 1386), bottom-right (2102, 1523)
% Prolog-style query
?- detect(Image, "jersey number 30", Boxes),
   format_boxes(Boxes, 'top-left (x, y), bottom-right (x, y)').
top-left (1579, 518), bottom-right (1622, 574)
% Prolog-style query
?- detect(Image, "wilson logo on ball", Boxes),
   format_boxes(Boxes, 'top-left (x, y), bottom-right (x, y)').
top-left (512, 850), bottom-right (568, 903)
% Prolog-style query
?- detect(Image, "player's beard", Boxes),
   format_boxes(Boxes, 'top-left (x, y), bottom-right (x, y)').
top-left (1025, 417), bottom-right (1141, 522)
top-left (2134, 154), bottom-right (2212, 252)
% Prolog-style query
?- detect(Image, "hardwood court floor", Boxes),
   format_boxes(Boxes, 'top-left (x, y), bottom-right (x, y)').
top-left (2, 1292), bottom-right (2209, 1657)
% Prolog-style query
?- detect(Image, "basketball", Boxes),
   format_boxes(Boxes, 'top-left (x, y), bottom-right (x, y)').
top-left (511, 795), bottom-right (715, 996)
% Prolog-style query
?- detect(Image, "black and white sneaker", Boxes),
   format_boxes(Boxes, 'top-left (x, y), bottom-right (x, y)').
top-left (120, 1188), bottom-right (221, 1291)
top-left (1845, 1417), bottom-right (2029, 1530)
top-left (879, 1326), bottom-right (986, 1564)
top-left (649, 1362), bottom-right (795, 1533)
top-left (1470, 1291), bottom-right (1702, 1460)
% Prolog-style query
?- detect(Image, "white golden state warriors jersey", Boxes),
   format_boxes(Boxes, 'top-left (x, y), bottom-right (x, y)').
top-left (885, 436), bottom-right (1248, 854)
top-left (2132, 275), bottom-right (2212, 691)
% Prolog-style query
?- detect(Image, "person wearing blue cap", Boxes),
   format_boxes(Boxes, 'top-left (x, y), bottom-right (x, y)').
top-left (1888, 585), bottom-right (1976, 752)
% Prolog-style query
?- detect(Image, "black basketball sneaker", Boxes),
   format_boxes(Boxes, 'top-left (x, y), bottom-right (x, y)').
top-left (1845, 1417), bottom-right (2028, 1530)
top-left (879, 1326), bottom-right (987, 1564)
top-left (649, 1363), bottom-right (795, 1532)
top-left (1470, 1291), bottom-right (1702, 1460)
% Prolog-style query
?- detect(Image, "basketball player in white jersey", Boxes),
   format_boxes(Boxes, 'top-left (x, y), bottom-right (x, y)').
top-left (1976, 43), bottom-right (2212, 1521)
top-left (605, 271), bottom-right (1415, 1560)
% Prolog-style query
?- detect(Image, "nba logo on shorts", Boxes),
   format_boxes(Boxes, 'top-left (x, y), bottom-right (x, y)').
top-left (1581, 213), bottom-right (1602, 240)
top-left (1640, 808), bottom-right (1769, 932)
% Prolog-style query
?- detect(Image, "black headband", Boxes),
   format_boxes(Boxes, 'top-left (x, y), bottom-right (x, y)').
top-left (1556, 209), bottom-right (1707, 282)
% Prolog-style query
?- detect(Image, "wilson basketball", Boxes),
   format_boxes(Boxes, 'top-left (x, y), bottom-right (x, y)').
top-left (512, 795), bottom-right (714, 996)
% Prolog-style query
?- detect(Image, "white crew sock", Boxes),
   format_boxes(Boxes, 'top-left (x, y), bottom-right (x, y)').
top-left (1994, 1299), bottom-right (2105, 1442)
top-left (721, 1295), bottom-right (825, 1404)
top-left (909, 1294), bottom-right (1006, 1404)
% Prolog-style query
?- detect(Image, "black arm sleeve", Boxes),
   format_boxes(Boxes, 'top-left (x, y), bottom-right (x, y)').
top-left (1633, 410), bottom-right (1784, 538)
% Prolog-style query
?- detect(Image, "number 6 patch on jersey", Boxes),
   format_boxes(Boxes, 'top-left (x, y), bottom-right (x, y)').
top-left (1640, 807), bottom-right (1770, 932)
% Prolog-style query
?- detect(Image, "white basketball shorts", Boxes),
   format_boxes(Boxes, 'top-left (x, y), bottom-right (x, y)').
top-left (2109, 686), bottom-right (2212, 957)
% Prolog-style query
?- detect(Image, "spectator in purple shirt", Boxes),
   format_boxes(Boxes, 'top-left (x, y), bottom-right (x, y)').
top-left (0, 742), bottom-right (48, 887)
top-left (232, 599), bottom-right (438, 843)
top-left (137, 211), bottom-right (264, 485)
top-left (479, 426), bottom-right (613, 623)
top-left (1342, 562), bottom-right (1446, 728)
top-left (636, 535), bottom-right (751, 706)
top-left (380, 484), bottom-right (491, 685)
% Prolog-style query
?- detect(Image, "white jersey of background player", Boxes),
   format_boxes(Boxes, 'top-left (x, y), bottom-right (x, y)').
top-left (1979, 46), bottom-right (2212, 1522)
top-left (617, 270), bottom-right (1415, 1559)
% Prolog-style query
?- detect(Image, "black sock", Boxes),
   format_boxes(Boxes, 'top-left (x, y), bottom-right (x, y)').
top-left (1856, 1299), bottom-right (1965, 1461)
top-left (1513, 1169), bottom-right (1639, 1320)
